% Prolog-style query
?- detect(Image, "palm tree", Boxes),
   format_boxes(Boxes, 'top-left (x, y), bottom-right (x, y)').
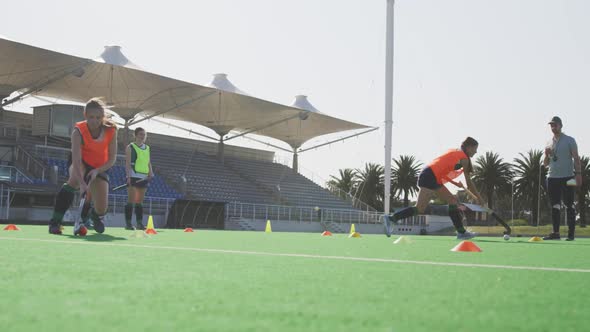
top-left (472, 152), bottom-right (513, 209)
top-left (577, 156), bottom-right (590, 227)
top-left (513, 150), bottom-right (547, 226)
top-left (327, 168), bottom-right (357, 199)
top-left (391, 155), bottom-right (422, 207)
top-left (354, 163), bottom-right (384, 211)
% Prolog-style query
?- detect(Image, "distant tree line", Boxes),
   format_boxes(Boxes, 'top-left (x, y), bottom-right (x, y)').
top-left (328, 151), bottom-right (590, 226)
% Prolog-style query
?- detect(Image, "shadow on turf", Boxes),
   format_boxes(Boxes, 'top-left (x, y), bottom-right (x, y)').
top-left (63, 233), bottom-right (128, 242)
top-left (402, 236), bottom-right (590, 246)
top-left (475, 239), bottom-right (590, 246)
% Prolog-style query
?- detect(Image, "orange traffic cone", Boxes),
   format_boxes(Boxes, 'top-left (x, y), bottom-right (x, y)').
top-left (3, 224), bottom-right (20, 231)
top-left (184, 227), bottom-right (194, 232)
top-left (321, 231), bottom-right (332, 236)
top-left (451, 241), bottom-right (482, 252)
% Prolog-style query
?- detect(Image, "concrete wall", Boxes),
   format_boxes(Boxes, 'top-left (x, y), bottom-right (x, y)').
top-left (225, 218), bottom-right (386, 234)
top-left (225, 215), bottom-right (453, 235)
top-left (2, 206), bottom-right (453, 235)
top-left (4, 207), bottom-right (167, 228)
top-left (226, 219), bottom-right (326, 233)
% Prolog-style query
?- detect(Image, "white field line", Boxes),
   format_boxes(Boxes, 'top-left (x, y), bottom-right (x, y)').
top-left (1, 236), bottom-right (590, 273)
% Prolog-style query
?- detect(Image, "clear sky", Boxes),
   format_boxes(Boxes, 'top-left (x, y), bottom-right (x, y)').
top-left (1, 0), bottom-right (588, 184)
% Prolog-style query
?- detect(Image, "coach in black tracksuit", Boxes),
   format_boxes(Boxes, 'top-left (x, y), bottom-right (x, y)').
top-left (543, 116), bottom-right (582, 241)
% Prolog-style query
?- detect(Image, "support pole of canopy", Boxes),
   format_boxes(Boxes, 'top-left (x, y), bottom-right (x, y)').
top-left (223, 112), bottom-right (308, 142)
top-left (148, 117), bottom-right (219, 142)
top-left (128, 90), bottom-right (217, 126)
top-left (297, 127), bottom-right (379, 153)
top-left (1, 61), bottom-right (91, 108)
top-left (217, 135), bottom-right (225, 164)
top-left (240, 127), bottom-right (377, 172)
top-left (292, 150), bottom-right (299, 173)
top-left (241, 135), bottom-right (293, 153)
top-left (384, 0), bottom-right (395, 214)
top-left (122, 118), bottom-right (131, 147)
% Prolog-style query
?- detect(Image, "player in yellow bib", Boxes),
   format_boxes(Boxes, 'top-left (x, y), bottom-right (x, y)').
top-left (124, 127), bottom-right (154, 230)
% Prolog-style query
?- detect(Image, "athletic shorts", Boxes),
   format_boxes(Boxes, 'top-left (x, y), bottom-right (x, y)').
top-left (68, 154), bottom-right (109, 184)
top-left (417, 167), bottom-right (442, 190)
top-left (130, 177), bottom-right (149, 188)
top-left (82, 163), bottom-right (109, 184)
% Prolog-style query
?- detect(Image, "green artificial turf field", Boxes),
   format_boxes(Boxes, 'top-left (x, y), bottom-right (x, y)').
top-left (1, 225), bottom-right (589, 332)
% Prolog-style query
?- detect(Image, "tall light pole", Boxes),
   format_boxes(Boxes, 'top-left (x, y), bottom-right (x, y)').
top-left (511, 179), bottom-right (515, 225)
top-left (384, 0), bottom-right (395, 214)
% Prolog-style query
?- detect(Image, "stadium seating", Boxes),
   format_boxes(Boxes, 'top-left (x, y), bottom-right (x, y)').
top-left (44, 158), bottom-right (182, 199)
top-left (224, 157), bottom-right (354, 209)
top-left (150, 149), bottom-right (276, 204)
top-left (5, 125), bottom-right (358, 210)
top-left (150, 149), bottom-right (355, 209)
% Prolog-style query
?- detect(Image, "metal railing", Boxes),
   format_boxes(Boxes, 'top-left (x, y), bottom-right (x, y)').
top-left (15, 145), bottom-right (46, 180)
top-left (34, 144), bottom-right (127, 164)
top-left (226, 201), bottom-right (383, 225)
top-left (106, 194), bottom-right (176, 216)
top-left (0, 183), bottom-right (12, 219)
top-left (0, 182), bottom-right (177, 222)
top-left (273, 155), bottom-right (378, 212)
top-left (0, 165), bottom-right (33, 184)
top-left (396, 215), bottom-right (427, 227)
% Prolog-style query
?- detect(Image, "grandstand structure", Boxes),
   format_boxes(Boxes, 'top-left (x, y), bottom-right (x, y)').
top-left (0, 108), bottom-right (383, 232)
top-left (0, 36), bottom-right (387, 233)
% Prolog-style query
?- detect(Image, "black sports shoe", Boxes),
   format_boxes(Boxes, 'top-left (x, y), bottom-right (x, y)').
top-left (542, 232), bottom-right (561, 240)
top-left (567, 229), bottom-right (575, 241)
top-left (48, 220), bottom-right (62, 235)
top-left (94, 217), bottom-right (105, 234)
top-left (136, 223), bottom-right (145, 231)
top-left (125, 222), bottom-right (134, 230)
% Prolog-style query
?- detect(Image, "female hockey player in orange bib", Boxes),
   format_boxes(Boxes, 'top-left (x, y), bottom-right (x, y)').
top-left (48, 98), bottom-right (118, 235)
top-left (384, 137), bottom-right (484, 239)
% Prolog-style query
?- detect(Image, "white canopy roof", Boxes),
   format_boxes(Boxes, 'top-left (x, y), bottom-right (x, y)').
top-left (256, 95), bottom-right (366, 148)
top-left (0, 37), bottom-right (371, 148)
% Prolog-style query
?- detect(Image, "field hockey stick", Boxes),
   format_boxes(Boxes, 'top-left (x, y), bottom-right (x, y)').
top-left (111, 178), bottom-right (149, 191)
top-left (450, 180), bottom-right (512, 235)
top-left (491, 212), bottom-right (511, 235)
top-left (461, 189), bottom-right (512, 235)
top-left (78, 174), bottom-right (94, 215)
top-left (78, 191), bottom-right (87, 216)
